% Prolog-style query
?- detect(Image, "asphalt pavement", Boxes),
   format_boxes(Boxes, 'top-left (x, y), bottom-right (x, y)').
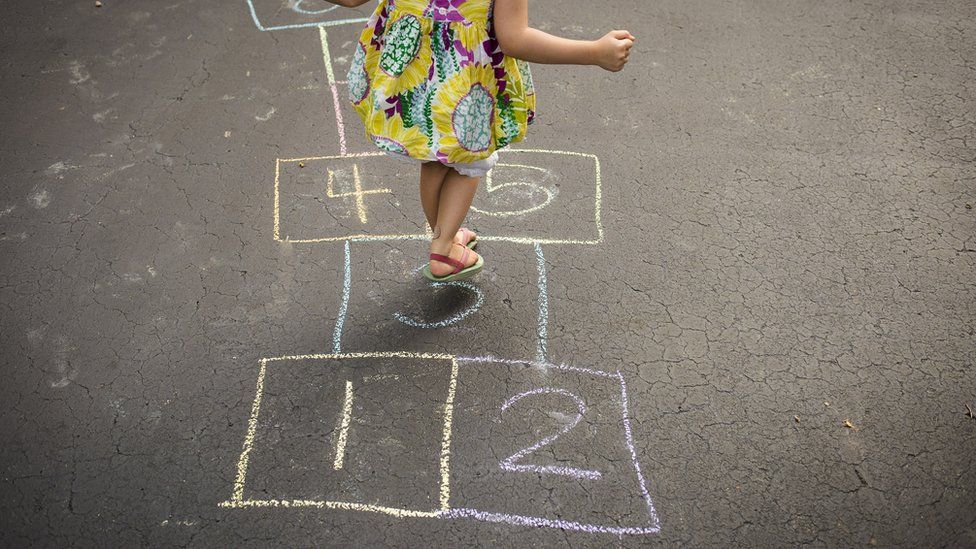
top-left (1, 0), bottom-right (974, 546)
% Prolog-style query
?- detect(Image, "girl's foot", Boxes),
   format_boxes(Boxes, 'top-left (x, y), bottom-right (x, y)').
top-left (426, 242), bottom-right (483, 280)
top-left (454, 227), bottom-right (477, 249)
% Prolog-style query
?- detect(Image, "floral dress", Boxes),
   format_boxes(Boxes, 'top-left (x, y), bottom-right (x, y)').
top-left (347, 0), bottom-right (536, 165)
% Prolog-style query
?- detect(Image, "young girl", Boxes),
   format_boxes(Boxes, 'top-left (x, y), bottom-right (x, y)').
top-left (334, 0), bottom-right (634, 281)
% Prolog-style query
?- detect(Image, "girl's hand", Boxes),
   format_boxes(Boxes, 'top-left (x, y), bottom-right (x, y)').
top-left (594, 30), bottom-right (635, 72)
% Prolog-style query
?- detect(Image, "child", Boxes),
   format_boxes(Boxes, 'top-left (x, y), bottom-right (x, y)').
top-left (334, 0), bottom-right (634, 281)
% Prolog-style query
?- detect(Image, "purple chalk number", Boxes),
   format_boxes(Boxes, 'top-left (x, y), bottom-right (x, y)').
top-left (498, 388), bottom-right (602, 480)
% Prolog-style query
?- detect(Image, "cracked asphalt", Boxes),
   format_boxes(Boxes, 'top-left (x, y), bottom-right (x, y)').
top-left (1, 0), bottom-right (974, 546)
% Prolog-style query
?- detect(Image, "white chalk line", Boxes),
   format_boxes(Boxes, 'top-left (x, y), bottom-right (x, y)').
top-left (470, 164), bottom-right (555, 218)
top-left (332, 380), bottom-right (354, 470)
top-left (393, 279), bottom-right (484, 328)
top-left (616, 371), bottom-right (662, 529)
top-left (245, 0), bottom-right (367, 32)
top-left (534, 243), bottom-right (549, 362)
top-left (332, 241), bottom-right (351, 353)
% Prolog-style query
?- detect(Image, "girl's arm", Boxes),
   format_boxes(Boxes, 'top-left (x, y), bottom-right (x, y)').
top-left (493, 0), bottom-right (635, 71)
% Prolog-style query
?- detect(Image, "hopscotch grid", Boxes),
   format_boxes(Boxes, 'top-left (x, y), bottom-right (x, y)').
top-left (225, 353), bottom-right (659, 533)
top-left (246, 20), bottom-right (647, 533)
top-left (225, 351), bottom-right (458, 517)
top-left (273, 150), bottom-right (602, 245)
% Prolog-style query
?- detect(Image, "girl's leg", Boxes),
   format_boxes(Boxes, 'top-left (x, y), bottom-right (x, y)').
top-left (429, 168), bottom-right (481, 277)
top-left (419, 161), bottom-right (450, 236)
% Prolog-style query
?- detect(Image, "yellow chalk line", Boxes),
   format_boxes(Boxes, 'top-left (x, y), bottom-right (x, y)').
top-left (332, 380), bottom-right (354, 470)
top-left (272, 148), bottom-right (603, 244)
top-left (263, 351), bottom-right (456, 362)
top-left (438, 358), bottom-right (459, 510)
top-left (326, 164), bottom-right (392, 224)
top-left (226, 352), bottom-right (458, 510)
top-left (280, 234), bottom-right (602, 245)
top-left (218, 499), bottom-right (440, 518)
top-left (231, 358), bottom-right (269, 502)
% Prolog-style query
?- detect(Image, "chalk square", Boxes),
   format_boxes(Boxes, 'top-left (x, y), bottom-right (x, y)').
top-left (234, 353), bottom-right (456, 512)
top-left (447, 358), bottom-right (660, 533)
top-left (335, 241), bottom-right (541, 360)
top-left (273, 150), bottom-right (602, 245)
top-left (245, 0), bottom-right (369, 32)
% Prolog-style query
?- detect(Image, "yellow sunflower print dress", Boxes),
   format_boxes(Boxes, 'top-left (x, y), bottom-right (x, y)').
top-left (347, 0), bottom-right (536, 165)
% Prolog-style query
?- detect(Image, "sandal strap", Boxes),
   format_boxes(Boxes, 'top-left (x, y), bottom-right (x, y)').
top-left (429, 252), bottom-right (465, 274)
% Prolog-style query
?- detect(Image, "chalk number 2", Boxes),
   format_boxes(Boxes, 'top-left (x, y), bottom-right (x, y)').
top-left (498, 388), bottom-right (602, 480)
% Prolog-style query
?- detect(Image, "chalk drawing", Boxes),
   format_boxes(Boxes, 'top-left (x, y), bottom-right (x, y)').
top-left (231, 358), bottom-right (268, 502)
top-left (332, 380), bottom-right (354, 470)
top-left (292, 0), bottom-right (338, 15)
top-left (439, 356), bottom-right (459, 510)
top-left (617, 371), bottom-right (661, 530)
top-left (499, 387), bottom-right (602, 480)
top-left (319, 28), bottom-right (348, 156)
top-left (469, 164), bottom-right (556, 218)
top-left (223, 352), bottom-right (459, 519)
top-left (393, 279), bottom-right (484, 329)
top-left (245, 0), bottom-right (366, 32)
top-left (227, 10), bottom-right (657, 535)
top-left (332, 241), bottom-right (351, 353)
top-left (441, 508), bottom-right (660, 535)
top-left (273, 150), bottom-right (603, 245)
top-left (534, 242), bottom-right (549, 362)
top-left (222, 353), bottom-right (660, 534)
top-left (326, 164), bottom-right (392, 224)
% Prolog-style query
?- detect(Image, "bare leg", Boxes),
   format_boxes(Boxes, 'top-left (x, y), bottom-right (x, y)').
top-left (429, 168), bottom-right (481, 277)
top-left (419, 161), bottom-right (450, 236)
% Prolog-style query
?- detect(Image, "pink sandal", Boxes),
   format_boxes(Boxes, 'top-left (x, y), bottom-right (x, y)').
top-left (456, 227), bottom-right (478, 249)
top-left (422, 243), bottom-right (484, 282)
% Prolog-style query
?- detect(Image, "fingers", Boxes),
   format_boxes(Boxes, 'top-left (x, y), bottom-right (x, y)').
top-left (610, 29), bottom-right (636, 41)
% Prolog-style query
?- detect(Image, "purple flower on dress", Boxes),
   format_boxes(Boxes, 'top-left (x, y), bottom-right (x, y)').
top-left (453, 39), bottom-right (475, 64)
top-left (482, 35), bottom-right (508, 93)
top-left (425, 0), bottom-right (467, 22)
